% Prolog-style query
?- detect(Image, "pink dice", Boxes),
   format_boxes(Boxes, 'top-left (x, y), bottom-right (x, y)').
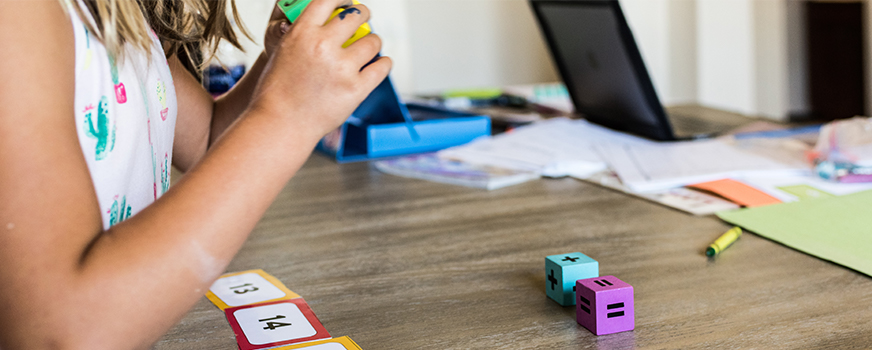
top-left (576, 276), bottom-right (635, 335)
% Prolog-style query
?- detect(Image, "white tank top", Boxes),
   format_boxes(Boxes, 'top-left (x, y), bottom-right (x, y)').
top-left (69, 4), bottom-right (179, 230)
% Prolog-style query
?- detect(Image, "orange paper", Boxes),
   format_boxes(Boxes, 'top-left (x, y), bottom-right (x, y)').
top-left (689, 179), bottom-right (782, 208)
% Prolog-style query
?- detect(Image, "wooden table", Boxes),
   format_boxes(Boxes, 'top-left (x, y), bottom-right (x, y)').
top-left (155, 107), bottom-right (872, 349)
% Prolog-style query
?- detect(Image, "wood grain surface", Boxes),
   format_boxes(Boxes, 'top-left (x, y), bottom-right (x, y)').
top-left (155, 108), bottom-right (872, 349)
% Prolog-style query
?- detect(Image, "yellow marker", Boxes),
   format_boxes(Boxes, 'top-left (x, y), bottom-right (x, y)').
top-left (280, 0), bottom-right (372, 48)
top-left (706, 227), bottom-right (742, 257)
top-left (329, 4), bottom-right (372, 48)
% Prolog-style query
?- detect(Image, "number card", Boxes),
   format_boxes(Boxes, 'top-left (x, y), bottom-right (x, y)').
top-left (226, 299), bottom-right (330, 350)
top-left (206, 269), bottom-right (301, 310)
top-left (272, 336), bottom-right (362, 350)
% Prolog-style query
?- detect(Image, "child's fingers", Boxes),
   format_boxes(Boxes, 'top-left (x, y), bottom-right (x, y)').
top-left (264, 18), bottom-right (292, 57)
top-left (267, 18), bottom-right (292, 38)
top-left (345, 33), bottom-right (381, 68)
top-left (269, 1), bottom-right (286, 21)
top-left (294, 0), bottom-right (354, 27)
top-left (323, 4), bottom-right (370, 45)
top-left (358, 56), bottom-right (392, 91)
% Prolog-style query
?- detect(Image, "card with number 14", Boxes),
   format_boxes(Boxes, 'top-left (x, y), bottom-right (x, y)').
top-left (225, 299), bottom-right (331, 350)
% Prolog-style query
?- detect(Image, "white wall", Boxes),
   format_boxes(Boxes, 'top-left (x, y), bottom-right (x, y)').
top-left (621, 0), bottom-right (671, 103)
top-left (400, 0), bottom-right (558, 94)
top-left (231, 0), bottom-right (824, 121)
top-left (667, 0), bottom-right (699, 105)
top-left (753, 0), bottom-right (790, 120)
top-left (621, 0), bottom-right (697, 105)
top-left (231, 0), bottom-right (709, 109)
top-left (361, 0), bottom-right (415, 93)
top-left (230, 0), bottom-right (697, 103)
top-left (231, 0), bottom-right (559, 95)
top-left (395, 0), bottom-right (695, 101)
top-left (232, 0), bottom-right (274, 67)
top-left (697, 0), bottom-right (756, 116)
top-left (695, 0), bottom-right (798, 121)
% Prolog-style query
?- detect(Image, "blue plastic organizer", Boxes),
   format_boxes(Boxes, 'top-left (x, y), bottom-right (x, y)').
top-left (316, 77), bottom-right (491, 163)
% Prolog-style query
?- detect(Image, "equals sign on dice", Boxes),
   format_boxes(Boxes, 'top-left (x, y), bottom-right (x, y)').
top-left (576, 276), bottom-right (635, 335)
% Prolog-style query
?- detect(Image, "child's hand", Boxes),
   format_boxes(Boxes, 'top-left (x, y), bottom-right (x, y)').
top-left (264, 3), bottom-right (291, 58)
top-left (251, 0), bottom-right (390, 142)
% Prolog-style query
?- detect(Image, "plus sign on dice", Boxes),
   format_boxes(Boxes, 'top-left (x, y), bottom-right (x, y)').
top-left (545, 252), bottom-right (599, 306)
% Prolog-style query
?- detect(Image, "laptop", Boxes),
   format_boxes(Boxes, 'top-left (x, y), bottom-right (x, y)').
top-left (529, 0), bottom-right (718, 141)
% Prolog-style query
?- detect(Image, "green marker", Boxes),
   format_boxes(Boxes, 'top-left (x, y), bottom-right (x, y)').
top-left (277, 0), bottom-right (314, 23)
top-left (706, 227), bottom-right (742, 257)
top-left (442, 88), bottom-right (504, 100)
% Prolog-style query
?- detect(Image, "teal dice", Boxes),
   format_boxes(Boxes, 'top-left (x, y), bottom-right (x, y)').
top-left (546, 252), bottom-right (599, 306)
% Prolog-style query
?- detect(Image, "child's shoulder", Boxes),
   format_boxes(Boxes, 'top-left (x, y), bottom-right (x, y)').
top-left (0, 1), bottom-right (75, 66)
top-left (0, 1), bottom-right (76, 127)
top-left (0, 1), bottom-right (73, 31)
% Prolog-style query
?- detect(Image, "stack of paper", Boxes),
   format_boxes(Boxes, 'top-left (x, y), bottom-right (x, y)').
top-left (440, 118), bottom-right (811, 192)
top-left (438, 118), bottom-right (650, 178)
top-left (598, 138), bottom-right (811, 192)
top-left (374, 154), bottom-right (540, 190)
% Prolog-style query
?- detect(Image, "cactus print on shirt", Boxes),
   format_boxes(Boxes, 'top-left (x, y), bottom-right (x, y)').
top-left (82, 96), bottom-right (116, 160)
top-left (108, 195), bottom-right (133, 227)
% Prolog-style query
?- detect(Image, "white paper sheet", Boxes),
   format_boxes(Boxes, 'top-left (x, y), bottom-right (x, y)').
top-left (439, 118), bottom-right (650, 178)
top-left (598, 138), bottom-right (811, 192)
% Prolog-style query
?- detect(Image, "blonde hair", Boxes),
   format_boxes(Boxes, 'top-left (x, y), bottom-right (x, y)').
top-left (63, 0), bottom-right (251, 77)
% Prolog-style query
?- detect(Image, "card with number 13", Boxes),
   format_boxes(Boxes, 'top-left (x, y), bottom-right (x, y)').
top-left (206, 269), bottom-right (301, 310)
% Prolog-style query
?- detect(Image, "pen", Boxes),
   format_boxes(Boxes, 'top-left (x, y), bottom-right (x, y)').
top-left (706, 227), bottom-right (742, 257)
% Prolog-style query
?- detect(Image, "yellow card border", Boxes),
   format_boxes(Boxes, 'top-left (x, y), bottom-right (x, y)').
top-left (272, 336), bottom-right (362, 350)
top-left (205, 269), bottom-right (301, 310)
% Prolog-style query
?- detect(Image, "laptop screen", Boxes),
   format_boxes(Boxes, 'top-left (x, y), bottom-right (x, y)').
top-left (531, 0), bottom-right (675, 141)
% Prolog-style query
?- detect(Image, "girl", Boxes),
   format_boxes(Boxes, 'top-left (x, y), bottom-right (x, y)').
top-left (0, 0), bottom-right (390, 348)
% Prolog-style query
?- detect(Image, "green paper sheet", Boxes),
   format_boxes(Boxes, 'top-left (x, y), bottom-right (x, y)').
top-left (717, 190), bottom-right (872, 277)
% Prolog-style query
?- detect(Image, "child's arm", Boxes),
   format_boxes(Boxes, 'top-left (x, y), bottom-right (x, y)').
top-left (172, 4), bottom-right (313, 172)
top-left (0, 1), bottom-right (389, 349)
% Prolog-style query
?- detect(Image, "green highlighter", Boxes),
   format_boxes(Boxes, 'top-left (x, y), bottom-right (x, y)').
top-left (278, 0), bottom-right (315, 23)
top-left (278, 0), bottom-right (372, 48)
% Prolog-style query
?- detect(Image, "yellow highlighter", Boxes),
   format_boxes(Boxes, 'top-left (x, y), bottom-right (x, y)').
top-left (278, 0), bottom-right (372, 48)
top-left (706, 227), bottom-right (742, 257)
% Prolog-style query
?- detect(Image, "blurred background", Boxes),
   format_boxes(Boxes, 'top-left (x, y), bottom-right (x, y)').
top-left (219, 0), bottom-right (872, 122)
